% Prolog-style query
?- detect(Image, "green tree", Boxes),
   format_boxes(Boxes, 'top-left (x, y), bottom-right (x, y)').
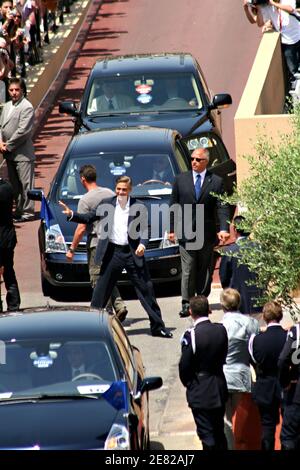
top-left (221, 105), bottom-right (300, 321)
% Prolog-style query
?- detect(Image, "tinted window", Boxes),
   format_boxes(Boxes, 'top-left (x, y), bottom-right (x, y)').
top-left (0, 339), bottom-right (116, 395)
top-left (112, 320), bottom-right (135, 386)
top-left (86, 73), bottom-right (203, 115)
top-left (57, 152), bottom-right (176, 200)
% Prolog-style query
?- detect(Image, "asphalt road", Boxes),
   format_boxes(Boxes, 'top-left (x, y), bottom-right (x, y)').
top-left (3, 0), bottom-right (262, 450)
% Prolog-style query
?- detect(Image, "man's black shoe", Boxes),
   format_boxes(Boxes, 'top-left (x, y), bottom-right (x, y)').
top-left (179, 304), bottom-right (190, 318)
top-left (152, 329), bottom-right (173, 338)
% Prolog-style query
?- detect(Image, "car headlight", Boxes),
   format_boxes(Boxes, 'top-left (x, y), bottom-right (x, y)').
top-left (45, 224), bottom-right (67, 253)
top-left (159, 231), bottom-right (179, 249)
top-left (104, 423), bottom-right (130, 450)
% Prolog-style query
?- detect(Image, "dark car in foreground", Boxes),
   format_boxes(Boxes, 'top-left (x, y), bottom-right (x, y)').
top-left (0, 308), bottom-right (162, 450)
top-left (29, 126), bottom-right (235, 296)
top-left (59, 53), bottom-right (234, 164)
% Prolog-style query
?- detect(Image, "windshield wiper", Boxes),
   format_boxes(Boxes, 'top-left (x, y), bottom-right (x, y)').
top-left (0, 393), bottom-right (99, 403)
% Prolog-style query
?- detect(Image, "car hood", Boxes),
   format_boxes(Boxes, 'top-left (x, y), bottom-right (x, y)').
top-left (0, 398), bottom-right (122, 449)
top-left (82, 109), bottom-right (212, 137)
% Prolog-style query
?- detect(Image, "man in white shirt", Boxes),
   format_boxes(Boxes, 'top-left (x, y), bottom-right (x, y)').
top-left (91, 82), bottom-right (134, 112)
top-left (60, 176), bottom-right (172, 338)
top-left (256, 0), bottom-right (300, 90)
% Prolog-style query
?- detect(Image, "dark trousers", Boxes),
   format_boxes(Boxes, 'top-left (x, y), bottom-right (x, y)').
top-left (1, 248), bottom-right (20, 311)
top-left (281, 40), bottom-right (300, 90)
top-left (258, 400), bottom-right (282, 450)
top-left (281, 400), bottom-right (300, 450)
top-left (91, 244), bottom-right (165, 333)
top-left (192, 406), bottom-right (227, 450)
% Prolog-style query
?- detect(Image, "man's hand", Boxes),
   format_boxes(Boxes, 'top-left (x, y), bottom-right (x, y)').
top-left (59, 200), bottom-right (73, 217)
top-left (0, 141), bottom-right (7, 153)
top-left (217, 231), bottom-right (230, 244)
top-left (135, 244), bottom-right (145, 257)
top-left (66, 251), bottom-right (74, 261)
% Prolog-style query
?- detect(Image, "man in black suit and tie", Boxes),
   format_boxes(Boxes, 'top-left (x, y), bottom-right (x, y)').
top-left (60, 176), bottom-right (172, 338)
top-left (169, 147), bottom-right (230, 317)
top-left (220, 215), bottom-right (263, 315)
top-left (179, 295), bottom-right (228, 450)
top-left (248, 301), bottom-right (287, 450)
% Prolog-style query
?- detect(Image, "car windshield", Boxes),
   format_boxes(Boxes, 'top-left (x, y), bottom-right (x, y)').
top-left (86, 73), bottom-right (203, 115)
top-left (0, 339), bottom-right (117, 399)
top-left (57, 152), bottom-right (176, 200)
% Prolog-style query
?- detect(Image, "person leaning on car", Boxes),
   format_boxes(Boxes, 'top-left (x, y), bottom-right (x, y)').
top-left (179, 295), bottom-right (228, 450)
top-left (60, 175), bottom-right (173, 339)
top-left (65, 164), bottom-right (128, 322)
top-left (0, 177), bottom-right (20, 312)
top-left (169, 147), bottom-right (230, 318)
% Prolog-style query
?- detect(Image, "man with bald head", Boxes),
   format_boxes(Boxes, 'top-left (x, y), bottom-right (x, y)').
top-left (169, 147), bottom-right (230, 318)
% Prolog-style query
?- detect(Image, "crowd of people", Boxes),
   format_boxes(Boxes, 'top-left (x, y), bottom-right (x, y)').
top-left (0, 0), bottom-right (76, 105)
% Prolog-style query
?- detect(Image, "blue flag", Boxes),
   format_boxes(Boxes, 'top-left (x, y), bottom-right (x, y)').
top-left (103, 380), bottom-right (128, 411)
top-left (40, 195), bottom-right (53, 229)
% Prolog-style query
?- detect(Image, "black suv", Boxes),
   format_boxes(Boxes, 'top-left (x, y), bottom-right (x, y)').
top-left (59, 53), bottom-right (236, 194)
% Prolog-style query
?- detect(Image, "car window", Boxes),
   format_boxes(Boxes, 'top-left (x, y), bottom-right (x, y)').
top-left (184, 133), bottom-right (230, 167)
top-left (57, 152), bottom-right (177, 200)
top-left (174, 143), bottom-right (189, 172)
top-left (0, 339), bottom-right (116, 396)
top-left (85, 73), bottom-right (203, 115)
top-left (112, 321), bottom-right (135, 387)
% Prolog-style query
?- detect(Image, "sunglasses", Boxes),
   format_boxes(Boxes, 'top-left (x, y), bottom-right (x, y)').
top-left (191, 157), bottom-right (207, 162)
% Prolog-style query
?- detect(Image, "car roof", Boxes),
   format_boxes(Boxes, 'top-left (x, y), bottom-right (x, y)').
top-left (69, 127), bottom-right (180, 156)
top-left (0, 308), bottom-right (111, 341)
top-left (92, 53), bottom-right (199, 76)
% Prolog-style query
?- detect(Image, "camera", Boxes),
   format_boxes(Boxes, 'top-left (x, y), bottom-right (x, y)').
top-left (247, 0), bottom-right (269, 5)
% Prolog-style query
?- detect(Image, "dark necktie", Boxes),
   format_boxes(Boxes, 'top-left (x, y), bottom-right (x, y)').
top-left (195, 174), bottom-right (202, 200)
top-left (108, 99), bottom-right (114, 110)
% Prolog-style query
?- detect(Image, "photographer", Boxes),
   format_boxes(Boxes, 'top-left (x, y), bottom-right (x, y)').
top-left (255, 0), bottom-right (300, 91)
top-left (243, 0), bottom-right (259, 24)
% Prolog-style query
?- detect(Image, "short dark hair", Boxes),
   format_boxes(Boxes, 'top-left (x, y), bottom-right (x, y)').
top-left (233, 215), bottom-right (250, 237)
top-left (263, 301), bottom-right (283, 323)
top-left (189, 295), bottom-right (210, 317)
top-left (8, 77), bottom-right (27, 96)
top-left (79, 164), bottom-right (97, 182)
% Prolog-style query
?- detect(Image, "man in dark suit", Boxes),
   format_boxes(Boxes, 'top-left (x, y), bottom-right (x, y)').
top-left (60, 175), bottom-right (172, 338)
top-left (0, 178), bottom-right (20, 312)
top-left (169, 147), bottom-right (230, 317)
top-left (248, 301), bottom-right (287, 450)
top-left (278, 320), bottom-right (300, 450)
top-left (179, 295), bottom-right (228, 450)
top-left (219, 215), bottom-right (263, 315)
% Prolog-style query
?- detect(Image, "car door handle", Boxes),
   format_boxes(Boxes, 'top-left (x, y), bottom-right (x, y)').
top-left (227, 170), bottom-right (236, 177)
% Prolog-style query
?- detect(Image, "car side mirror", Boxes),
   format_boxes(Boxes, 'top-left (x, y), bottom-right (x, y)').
top-left (59, 101), bottom-right (79, 117)
top-left (140, 376), bottom-right (163, 394)
top-left (210, 93), bottom-right (232, 110)
top-left (28, 189), bottom-right (43, 201)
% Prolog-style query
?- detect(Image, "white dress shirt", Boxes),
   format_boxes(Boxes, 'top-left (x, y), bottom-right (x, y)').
top-left (192, 169), bottom-right (206, 186)
top-left (109, 197), bottom-right (130, 245)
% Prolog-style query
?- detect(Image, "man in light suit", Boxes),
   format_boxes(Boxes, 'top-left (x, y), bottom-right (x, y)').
top-left (0, 77), bottom-right (35, 221)
top-left (60, 175), bottom-right (172, 338)
top-left (91, 81), bottom-right (134, 112)
top-left (169, 147), bottom-right (230, 317)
